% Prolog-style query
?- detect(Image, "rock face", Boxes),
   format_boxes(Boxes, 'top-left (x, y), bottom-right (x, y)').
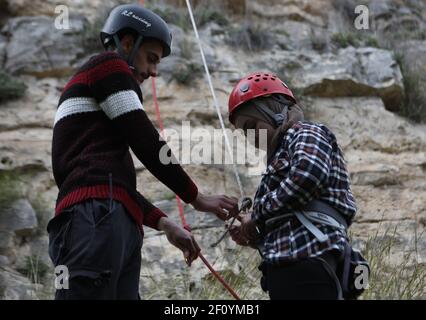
top-left (0, 35), bottom-right (6, 68)
top-left (254, 47), bottom-right (404, 111)
top-left (2, 0), bottom-right (127, 22)
top-left (0, 199), bottom-right (38, 237)
top-left (0, 0), bottom-right (425, 299)
top-left (2, 16), bottom-right (87, 77)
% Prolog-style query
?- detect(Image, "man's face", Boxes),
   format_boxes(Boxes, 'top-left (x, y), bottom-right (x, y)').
top-left (121, 36), bottom-right (163, 84)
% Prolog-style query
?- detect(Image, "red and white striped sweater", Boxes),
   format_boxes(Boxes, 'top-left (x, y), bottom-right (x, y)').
top-left (52, 51), bottom-right (198, 233)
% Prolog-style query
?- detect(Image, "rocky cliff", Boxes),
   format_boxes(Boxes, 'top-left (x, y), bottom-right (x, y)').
top-left (0, 0), bottom-right (425, 299)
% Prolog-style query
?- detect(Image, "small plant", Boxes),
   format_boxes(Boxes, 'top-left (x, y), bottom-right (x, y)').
top-left (0, 71), bottom-right (27, 102)
top-left (364, 35), bottom-right (380, 48)
top-left (16, 255), bottom-right (50, 285)
top-left (170, 37), bottom-right (203, 85)
top-left (194, 249), bottom-right (265, 300)
top-left (0, 171), bottom-right (24, 209)
top-left (195, 7), bottom-right (229, 27)
top-left (171, 62), bottom-right (203, 85)
top-left (226, 23), bottom-right (273, 52)
top-left (331, 32), bottom-right (361, 48)
top-left (331, 32), bottom-right (381, 49)
top-left (81, 10), bottom-right (110, 54)
top-left (395, 53), bottom-right (426, 123)
top-left (358, 225), bottom-right (425, 299)
top-left (149, 6), bottom-right (190, 31)
top-left (147, 4), bottom-right (229, 31)
top-left (310, 32), bottom-right (328, 52)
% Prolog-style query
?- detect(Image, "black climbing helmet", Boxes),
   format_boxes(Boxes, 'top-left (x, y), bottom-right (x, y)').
top-left (100, 4), bottom-right (172, 66)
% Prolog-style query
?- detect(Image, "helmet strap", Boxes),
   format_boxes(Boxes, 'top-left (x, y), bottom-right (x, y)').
top-left (127, 35), bottom-right (143, 70)
top-left (112, 34), bottom-right (125, 59)
top-left (112, 34), bottom-right (143, 74)
top-left (251, 100), bottom-right (289, 127)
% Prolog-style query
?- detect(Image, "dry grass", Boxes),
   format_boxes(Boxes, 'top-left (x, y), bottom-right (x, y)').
top-left (358, 225), bottom-right (425, 299)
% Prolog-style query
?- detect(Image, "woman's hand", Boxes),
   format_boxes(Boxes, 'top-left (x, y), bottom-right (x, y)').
top-left (191, 192), bottom-right (239, 220)
top-left (239, 214), bottom-right (259, 242)
top-left (229, 225), bottom-right (251, 246)
top-left (158, 217), bottom-right (201, 266)
top-left (229, 214), bottom-right (261, 248)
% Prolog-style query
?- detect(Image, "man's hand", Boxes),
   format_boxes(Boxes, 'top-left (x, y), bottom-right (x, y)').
top-left (158, 217), bottom-right (200, 266)
top-left (191, 192), bottom-right (239, 220)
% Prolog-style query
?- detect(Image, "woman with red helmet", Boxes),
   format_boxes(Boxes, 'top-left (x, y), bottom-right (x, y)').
top-left (228, 72), bottom-right (369, 300)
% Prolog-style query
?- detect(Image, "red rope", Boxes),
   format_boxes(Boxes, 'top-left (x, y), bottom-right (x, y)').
top-left (150, 77), bottom-right (240, 300)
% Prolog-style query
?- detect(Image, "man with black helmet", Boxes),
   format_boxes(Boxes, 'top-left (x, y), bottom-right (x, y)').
top-left (48, 4), bottom-right (238, 300)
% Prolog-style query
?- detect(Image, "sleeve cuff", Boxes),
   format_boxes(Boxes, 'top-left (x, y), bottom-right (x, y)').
top-left (179, 180), bottom-right (198, 204)
top-left (143, 207), bottom-right (168, 230)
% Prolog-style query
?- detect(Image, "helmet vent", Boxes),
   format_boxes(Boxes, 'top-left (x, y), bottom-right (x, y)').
top-left (254, 79), bottom-right (260, 82)
top-left (240, 83), bottom-right (250, 92)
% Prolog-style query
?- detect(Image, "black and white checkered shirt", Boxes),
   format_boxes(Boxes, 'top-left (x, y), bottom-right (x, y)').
top-left (252, 121), bottom-right (357, 264)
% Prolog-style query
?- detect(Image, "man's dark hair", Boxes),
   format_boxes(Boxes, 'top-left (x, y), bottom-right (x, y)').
top-left (106, 28), bottom-right (139, 50)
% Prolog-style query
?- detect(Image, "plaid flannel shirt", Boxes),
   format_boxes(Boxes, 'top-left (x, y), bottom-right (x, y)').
top-left (252, 121), bottom-right (357, 264)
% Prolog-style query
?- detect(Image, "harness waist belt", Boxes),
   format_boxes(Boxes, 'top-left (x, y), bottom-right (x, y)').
top-left (264, 200), bottom-right (348, 242)
top-left (304, 200), bottom-right (348, 229)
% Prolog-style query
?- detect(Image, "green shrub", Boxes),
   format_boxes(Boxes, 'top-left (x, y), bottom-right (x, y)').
top-left (0, 71), bottom-right (27, 102)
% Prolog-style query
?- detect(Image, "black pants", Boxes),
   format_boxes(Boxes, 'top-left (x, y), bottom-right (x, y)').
top-left (263, 251), bottom-right (343, 300)
top-left (47, 199), bottom-right (143, 300)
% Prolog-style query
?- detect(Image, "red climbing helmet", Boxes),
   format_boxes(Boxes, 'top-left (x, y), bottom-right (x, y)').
top-left (228, 72), bottom-right (297, 124)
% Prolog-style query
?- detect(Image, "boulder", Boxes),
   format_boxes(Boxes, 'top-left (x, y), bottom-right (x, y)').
top-left (301, 48), bottom-right (403, 110)
top-left (0, 76), bottom-right (59, 131)
top-left (0, 199), bottom-right (38, 237)
top-left (0, 266), bottom-right (39, 299)
top-left (0, 128), bottom-right (52, 171)
top-left (305, 97), bottom-right (426, 153)
top-left (248, 1), bottom-right (326, 27)
top-left (395, 40), bottom-right (426, 79)
top-left (253, 47), bottom-right (404, 111)
top-left (3, 15), bottom-right (87, 77)
top-left (4, 0), bottom-right (126, 22)
top-left (0, 34), bottom-right (6, 68)
top-left (0, 231), bottom-right (14, 256)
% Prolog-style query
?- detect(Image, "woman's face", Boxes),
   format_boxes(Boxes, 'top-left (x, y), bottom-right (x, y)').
top-left (233, 114), bottom-right (275, 151)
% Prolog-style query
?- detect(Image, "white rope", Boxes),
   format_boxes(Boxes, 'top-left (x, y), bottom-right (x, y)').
top-left (184, 0), bottom-right (245, 198)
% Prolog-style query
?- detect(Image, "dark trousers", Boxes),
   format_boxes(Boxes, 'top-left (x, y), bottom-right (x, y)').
top-left (47, 199), bottom-right (143, 300)
top-left (263, 251), bottom-right (343, 300)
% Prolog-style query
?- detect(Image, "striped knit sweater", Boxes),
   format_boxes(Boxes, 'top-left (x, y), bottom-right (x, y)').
top-left (52, 51), bottom-right (198, 232)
